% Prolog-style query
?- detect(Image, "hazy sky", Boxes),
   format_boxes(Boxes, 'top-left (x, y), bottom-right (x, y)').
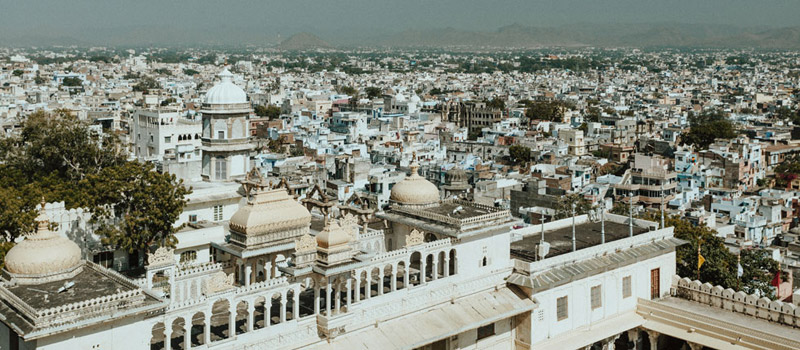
top-left (1, 0), bottom-right (798, 44)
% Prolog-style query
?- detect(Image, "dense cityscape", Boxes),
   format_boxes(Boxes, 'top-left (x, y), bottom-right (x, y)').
top-left (3, 24), bottom-right (800, 350)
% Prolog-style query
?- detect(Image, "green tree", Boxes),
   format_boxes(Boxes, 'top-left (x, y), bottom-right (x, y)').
top-left (254, 105), bottom-right (281, 119)
top-left (486, 97), bottom-right (505, 111)
top-left (61, 76), bottom-right (82, 87)
top-left (132, 76), bottom-right (161, 93)
top-left (524, 100), bottom-right (571, 122)
top-left (681, 110), bottom-right (737, 149)
top-left (12, 69), bottom-right (23, 77)
top-left (553, 194), bottom-right (593, 220)
top-left (365, 87), bottom-right (382, 99)
top-left (183, 68), bottom-right (200, 76)
top-left (774, 155), bottom-right (800, 188)
top-left (584, 106), bottom-right (601, 123)
top-left (338, 85), bottom-right (358, 96)
top-left (89, 162), bottom-right (191, 252)
top-left (508, 145), bottom-right (531, 165)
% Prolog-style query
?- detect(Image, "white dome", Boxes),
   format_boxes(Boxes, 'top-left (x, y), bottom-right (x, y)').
top-left (409, 94), bottom-right (421, 103)
top-left (204, 68), bottom-right (247, 105)
top-left (390, 160), bottom-right (440, 206)
top-left (5, 204), bottom-right (81, 277)
top-left (395, 92), bottom-right (407, 102)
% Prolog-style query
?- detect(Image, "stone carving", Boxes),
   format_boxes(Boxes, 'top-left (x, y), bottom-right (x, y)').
top-left (340, 213), bottom-right (358, 228)
top-left (296, 233), bottom-right (317, 253)
top-left (148, 246), bottom-right (175, 267)
top-left (205, 271), bottom-right (235, 294)
top-left (406, 229), bottom-right (424, 247)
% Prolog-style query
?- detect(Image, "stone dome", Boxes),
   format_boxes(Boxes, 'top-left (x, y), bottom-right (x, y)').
top-left (204, 68), bottom-right (247, 105)
top-left (446, 167), bottom-right (467, 183)
top-left (316, 221), bottom-right (350, 249)
top-left (390, 160), bottom-right (440, 206)
top-left (229, 187), bottom-right (312, 237)
top-left (4, 204), bottom-right (81, 277)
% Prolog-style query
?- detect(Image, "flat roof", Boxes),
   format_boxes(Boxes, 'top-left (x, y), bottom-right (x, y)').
top-left (7, 266), bottom-right (140, 310)
top-left (511, 221), bottom-right (648, 261)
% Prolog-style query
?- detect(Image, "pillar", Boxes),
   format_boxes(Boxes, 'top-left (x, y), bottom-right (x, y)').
top-left (335, 285), bottom-right (342, 313)
top-left (378, 269), bottom-right (385, 295)
top-left (264, 261), bottom-right (272, 280)
top-left (391, 269), bottom-right (397, 292)
top-left (602, 334), bottom-right (620, 350)
top-left (354, 277), bottom-right (361, 302)
top-left (444, 257), bottom-right (450, 277)
top-left (346, 279), bottom-right (352, 308)
top-left (244, 263), bottom-right (252, 287)
top-left (646, 330), bottom-right (660, 350)
top-left (293, 291), bottom-right (299, 319)
top-left (627, 329), bottom-right (639, 350)
top-left (325, 283), bottom-right (332, 315)
top-left (420, 258), bottom-right (426, 284)
top-left (280, 295), bottom-right (287, 322)
top-left (365, 273), bottom-right (371, 299)
top-left (228, 304), bottom-right (235, 338)
top-left (314, 287), bottom-right (321, 315)
top-left (164, 325), bottom-right (172, 350)
top-left (687, 342), bottom-right (703, 350)
top-left (246, 303), bottom-right (255, 332)
top-left (432, 260), bottom-right (439, 281)
top-left (404, 264), bottom-right (410, 289)
top-left (265, 299), bottom-right (271, 327)
top-left (204, 313), bottom-right (211, 344)
top-left (184, 321), bottom-right (192, 350)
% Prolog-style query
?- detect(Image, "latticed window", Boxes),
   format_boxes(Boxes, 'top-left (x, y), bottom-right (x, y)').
top-left (213, 205), bottom-right (223, 221)
top-left (591, 285), bottom-right (602, 309)
top-left (556, 296), bottom-right (568, 321)
top-left (180, 250), bottom-right (197, 263)
top-left (623, 276), bottom-right (632, 298)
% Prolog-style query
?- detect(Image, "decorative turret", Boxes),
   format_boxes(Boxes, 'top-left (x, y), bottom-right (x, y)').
top-left (389, 154), bottom-right (440, 207)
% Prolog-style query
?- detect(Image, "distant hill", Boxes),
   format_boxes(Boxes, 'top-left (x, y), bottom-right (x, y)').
top-left (363, 23), bottom-right (800, 49)
top-left (278, 32), bottom-right (332, 50)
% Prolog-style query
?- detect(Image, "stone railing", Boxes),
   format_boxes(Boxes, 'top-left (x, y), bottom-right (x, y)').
top-left (38, 289), bottom-right (143, 319)
top-left (671, 276), bottom-right (800, 327)
top-left (236, 276), bottom-right (289, 295)
top-left (175, 262), bottom-right (225, 279)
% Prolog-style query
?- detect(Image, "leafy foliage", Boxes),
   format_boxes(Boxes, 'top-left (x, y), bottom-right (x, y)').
top-left (364, 87), bottom-right (382, 99)
top-left (508, 145), bottom-right (531, 165)
top-left (61, 76), bottom-right (83, 87)
top-left (553, 194), bottom-right (593, 220)
top-left (681, 109), bottom-right (737, 149)
top-left (254, 104), bottom-right (281, 119)
top-left (523, 100), bottom-right (572, 122)
top-left (0, 110), bottom-right (191, 254)
top-left (132, 76), bottom-right (161, 93)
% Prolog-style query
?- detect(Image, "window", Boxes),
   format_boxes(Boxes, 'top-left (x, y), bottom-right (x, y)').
top-left (189, 214), bottom-right (198, 223)
top-left (217, 130), bottom-right (225, 139)
top-left (477, 323), bottom-right (495, 341)
top-left (623, 276), bottom-right (632, 298)
top-left (591, 285), bottom-right (602, 309)
top-left (164, 136), bottom-right (171, 143)
top-left (93, 251), bottom-right (114, 268)
top-left (556, 296), bottom-right (568, 321)
top-left (213, 205), bottom-right (223, 221)
top-left (180, 250), bottom-right (197, 263)
top-left (150, 134), bottom-right (154, 142)
top-left (215, 158), bottom-right (227, 180)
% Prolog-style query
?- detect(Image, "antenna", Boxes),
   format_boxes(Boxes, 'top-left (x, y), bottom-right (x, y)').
top-left (601, 205), bottom-right (606, 244)
top-left (571, 202), bottom-right (577, 252)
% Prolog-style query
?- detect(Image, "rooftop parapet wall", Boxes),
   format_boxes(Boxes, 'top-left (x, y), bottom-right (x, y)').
top-left (671, 275), bottom-right (800, 328)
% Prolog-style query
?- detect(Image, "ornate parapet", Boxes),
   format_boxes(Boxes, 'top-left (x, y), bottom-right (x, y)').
top-left (671, 276), bottom-right (800, 327)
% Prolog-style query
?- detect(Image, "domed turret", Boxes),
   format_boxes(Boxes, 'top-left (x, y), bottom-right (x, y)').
top-left (4, 202), bottom-right (81, 278)
top-left (228, 184), bottom-right (312, 248)
top-left (390, 156), bottom-right (440, 207)
top-left (204, 68), bottom-right (247, 105)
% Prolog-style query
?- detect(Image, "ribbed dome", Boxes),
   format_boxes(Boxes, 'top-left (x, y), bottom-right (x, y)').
top-left (229, 188), bottom-right (311, 237)
top-left (446, 167), bottom-right (467, 182)
top-left (316, 221), bottom-right (350, 249)
top-left (5, 204), bottom-right (81, 277)
top-left (204, 68), bottom-right (247, 105)
top-left (390, 160), bottom-right (440, 206)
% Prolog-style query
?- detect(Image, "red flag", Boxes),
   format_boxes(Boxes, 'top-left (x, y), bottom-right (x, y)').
top-left (771, 270), bottom-right (782, 287)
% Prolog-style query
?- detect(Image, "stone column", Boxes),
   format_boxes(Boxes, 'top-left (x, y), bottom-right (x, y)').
top-left (314, 287), bottom-right (321, 315)
top-left (293, 291), bottom-right (300, 319)
top-left (378, 269), bottom-right (385, 295)
top-left (420, 258), bottom-right (426, 284)
top-left (244, 263), bottom-right (252, 286)
top-left (335, 285), bottom-right (342, 313)
top-left (391, 269), bottom-right (397, 292)
top-left (228, 304), bottom-right (236, 338)
top-left (444, 257), bottom-right (450, 277)
top-left (365, 273), bottom-right (371, 299)
top-left (432, 260), bottom-right (439, 281)
top-left (602, 334), bottom-right (620, 350)
top-left (325, 283), bottom-right (332, 315)
top-left (264, 261), bottom-right (272, 280)
top-left (280, 295), bottom-right (287, 322)
top-left (184, 321), bottom-right (192, 350)
top-left (164, 325), bottom-right (172, 350)
top-left (265, 300), bottom-right (271, 327)
top-left (646, 330), bottom-right (660, 350)
top-left (346, 279), bottom-right (352, 308)
top-left (404, 264), bottom-right (410, 289)
top-left (246, 303), bottom-right (255, 332)
top-left (627, 329), bottom-right (639, 350)
top-left (204, 312), bottom-right (212, 344)
top-left (354, 277), bottom-right (361, 302)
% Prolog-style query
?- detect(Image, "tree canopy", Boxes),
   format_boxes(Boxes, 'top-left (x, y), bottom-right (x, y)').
top-left (681, 109), bottom-right (737, 149)
top-left (0, 110), bottom-right (191, 256)
top-left (255, 104), bottom-right (281, 119)
top-left (61, 76), bottom-right (82, 87)
top-left (132, 76), bottom-right (161, 93)
top-left (508, 145), bottom-right (531, 166)
top-left (553, 194), bottom-right (593, 220)
top-left (523, 100), bottom-right (572, 122)
top-left (364, 86), bottom-right (382, 99)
